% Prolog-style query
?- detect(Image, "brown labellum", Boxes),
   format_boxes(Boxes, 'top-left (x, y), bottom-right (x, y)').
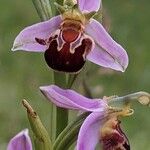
top-left (100, 118), bottom-right (130, 150)
top-left (36, 19), bottom-right (94, 73)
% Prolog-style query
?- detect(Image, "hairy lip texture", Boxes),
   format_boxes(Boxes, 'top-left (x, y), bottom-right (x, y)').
top-left (100, 119), bottom-right (130, 150)
top-left (44, 35), bottom-right (93, 73)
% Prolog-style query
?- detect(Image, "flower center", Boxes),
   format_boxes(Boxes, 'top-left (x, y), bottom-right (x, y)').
top-left (35, 18), bottom-right (94, 73)
top-left (61, 19), bottom-right (83, 42)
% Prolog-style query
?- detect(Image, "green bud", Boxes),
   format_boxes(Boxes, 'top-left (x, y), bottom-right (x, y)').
top-left (22, 100), bottom-right (52, 150)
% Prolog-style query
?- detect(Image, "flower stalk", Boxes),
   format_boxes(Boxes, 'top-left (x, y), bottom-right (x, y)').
top-left (22, 99), bottom-right (52, 150)
top-left (53, 72), bottom-right (68, 137)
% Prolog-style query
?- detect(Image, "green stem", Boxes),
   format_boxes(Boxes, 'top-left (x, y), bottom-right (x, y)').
top-left (53, 72), bottom-right (68, 138)
top-left (53, 112), bottom-right (89, 150)
top-left (32, 0), bottom-right (53, 20)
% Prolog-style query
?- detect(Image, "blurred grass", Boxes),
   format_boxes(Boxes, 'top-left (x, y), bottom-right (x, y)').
top-left (0, 0), bottom-right (149, 149)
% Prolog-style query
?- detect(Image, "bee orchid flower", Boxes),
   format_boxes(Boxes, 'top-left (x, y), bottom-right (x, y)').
top-left (40, 85), bottom-right (133, 150)
top-left (7, 129), bottom-right (32, 150)
top-left (12, 0), bottom-right (128, 73)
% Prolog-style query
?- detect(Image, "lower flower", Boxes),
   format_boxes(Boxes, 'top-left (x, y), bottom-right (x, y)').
top-left (76, 104), bottom-right (131, 150)
top-left (40, 85), bottom-right (149, 150)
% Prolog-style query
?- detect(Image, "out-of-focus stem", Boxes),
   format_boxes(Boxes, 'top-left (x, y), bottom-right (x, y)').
top-left (32, 0), bottom-right (53, 20)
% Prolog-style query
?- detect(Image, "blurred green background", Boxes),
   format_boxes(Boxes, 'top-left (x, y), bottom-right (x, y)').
top-left (0, 0), bottom-right (149, 149)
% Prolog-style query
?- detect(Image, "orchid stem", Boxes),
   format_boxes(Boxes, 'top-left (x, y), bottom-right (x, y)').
top-left (53, 72), bottom-right (68, 138)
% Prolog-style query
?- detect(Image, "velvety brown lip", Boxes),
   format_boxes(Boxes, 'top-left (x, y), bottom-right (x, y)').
top-left (44, 36), bottom-right (92, 73)
top-left (100, 119), bottom-right (130, 150)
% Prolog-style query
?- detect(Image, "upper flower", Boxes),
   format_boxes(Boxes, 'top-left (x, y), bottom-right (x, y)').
top-left (40, 85), bottom-right (133, 150)
top-left (7, 129), bottom-right (32, 150)
top-left (12, 0), bottom-right (128, 73)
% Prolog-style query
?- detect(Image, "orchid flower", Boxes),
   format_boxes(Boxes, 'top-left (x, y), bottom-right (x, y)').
top-left (7, 129), bottom-right (32, 150)
top-left (12, 0), bottom-right (128, 73)
top-left (40, 85), bottom-right (133, 150)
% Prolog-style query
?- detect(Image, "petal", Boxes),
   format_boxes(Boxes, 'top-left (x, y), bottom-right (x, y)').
top-left (78, 0), bottom-right (101, 12)
top-left (40, 85), bottom-right (107, 112)
top-left (7, 129), bottom-right (32, 150)
top-left (86, 19), bottom-right (129, 72)
top-left (77, 112), bottom-right (105, 150)
top-left (12, 16), bottom-right (62, 52)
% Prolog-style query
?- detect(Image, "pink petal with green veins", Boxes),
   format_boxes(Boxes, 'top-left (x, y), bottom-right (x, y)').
top-left (86, 19), bottom-right (129, 72)
top-left (12, 16), bottom-right (62, 52)
top-left (7, 129), bottom-right (32, 150)
top-left (77, 112), bottom-right (105, 150)
top-left (40, 85), bottom-right (108, 112)
top-left (78, 0), bottom-right (101, 12)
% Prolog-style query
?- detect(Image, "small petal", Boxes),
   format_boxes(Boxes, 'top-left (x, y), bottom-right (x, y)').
top-left (86, 19), bottom-right (129, 72)
top-left (77, 112), bottom-right (105, 150)
top-left (40, 85), bottom-right (107, 112)
top-left (12, 16), bottom-right (62, 52)
top-left (78, 0), bottom-right (101, 12)
top-left (7, 129), bottom-right (32, 150)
